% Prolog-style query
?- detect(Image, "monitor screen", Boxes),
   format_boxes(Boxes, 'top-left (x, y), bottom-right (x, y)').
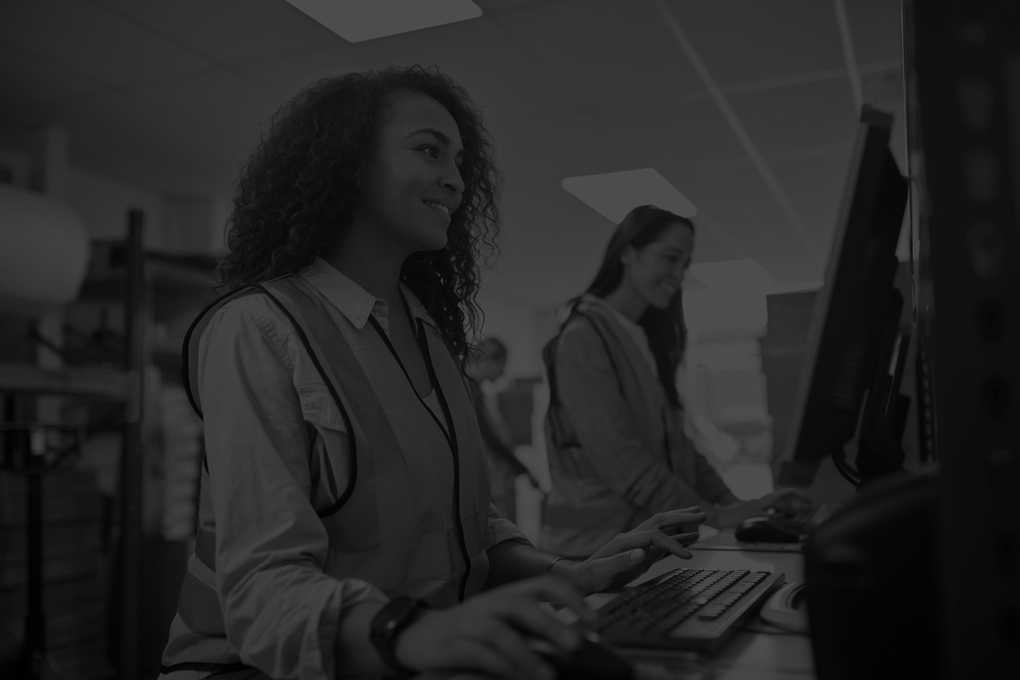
top-left (776, 106), bottom-right (910, 489)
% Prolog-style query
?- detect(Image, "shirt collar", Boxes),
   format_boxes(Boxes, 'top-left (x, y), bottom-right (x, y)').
top-left (299, 257), bottom-right (435, 331)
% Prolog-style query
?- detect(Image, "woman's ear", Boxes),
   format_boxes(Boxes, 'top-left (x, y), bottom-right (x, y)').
top-left (620, 244), bottom-right (636, 268)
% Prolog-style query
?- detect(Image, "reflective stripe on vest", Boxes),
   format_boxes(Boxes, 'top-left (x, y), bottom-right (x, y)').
top-left (172, 274), bottom-right (491, 655)
top-left (178, 569), bottom-right (227, 638)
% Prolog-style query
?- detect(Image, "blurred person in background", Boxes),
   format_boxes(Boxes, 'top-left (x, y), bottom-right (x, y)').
top-left (465, 336), bottom-right (542, 522)
top-left (541, 205), bottom-right (807, 558)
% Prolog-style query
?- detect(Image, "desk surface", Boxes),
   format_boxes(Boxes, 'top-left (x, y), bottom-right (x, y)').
top-left (590, 546), bottom-right (814, 680)
top-left (421, 544), bottom-right (814, 680)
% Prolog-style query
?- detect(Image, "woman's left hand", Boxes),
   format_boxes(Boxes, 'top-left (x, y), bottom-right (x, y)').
top-left (564, 507), bottom-right (707, 595)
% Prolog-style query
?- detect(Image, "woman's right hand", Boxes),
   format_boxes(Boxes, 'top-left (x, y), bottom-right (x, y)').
top-left (705, 488), bottom-right (813, 528)
top-left (704, 501), bottom-right (765, 528)
top-left (393, 576), bottom-right (597, 680)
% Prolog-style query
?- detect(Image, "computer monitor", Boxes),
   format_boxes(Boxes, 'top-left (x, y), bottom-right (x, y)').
top-left (776, 105), bottom-right (910, 490)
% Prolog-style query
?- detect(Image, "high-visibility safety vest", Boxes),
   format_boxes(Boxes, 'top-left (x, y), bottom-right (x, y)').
top-left (539, 300), bottom-right (685, 559)
top-left (161, 275), bottom-right (491, 673)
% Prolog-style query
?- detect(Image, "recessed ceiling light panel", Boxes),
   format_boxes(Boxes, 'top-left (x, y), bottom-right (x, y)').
top-left (561, 168), bottom-right (697, 224)
top-left (284, 0), bottom-right (482, 43)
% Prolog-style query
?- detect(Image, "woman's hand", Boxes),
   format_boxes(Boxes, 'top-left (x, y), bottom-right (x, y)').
top-left (394, 576), bottom-right (596, 680)
top-left (563, 507), bottom-right (707, 595)
top-left (704, 489), bottom-right (813, 528)
top-left (759, 488), bottom-right (813, 514)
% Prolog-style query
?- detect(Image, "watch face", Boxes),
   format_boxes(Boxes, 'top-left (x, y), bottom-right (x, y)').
top-left (371, 597), bottom-right (423, 675)
top-left (374, 597), bottom-right (420, 637)
top-left (386, 598), bottom-right (418, 626)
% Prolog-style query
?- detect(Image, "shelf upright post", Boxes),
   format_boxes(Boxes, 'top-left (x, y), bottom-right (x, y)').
top-left (116, 209), bottom-right (146, 679)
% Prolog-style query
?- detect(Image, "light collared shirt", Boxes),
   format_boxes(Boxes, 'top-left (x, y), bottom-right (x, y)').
top-left (160, 257), bottom-right (527, 680)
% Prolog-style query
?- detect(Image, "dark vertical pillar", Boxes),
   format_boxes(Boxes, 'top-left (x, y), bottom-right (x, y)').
top-left (908, 0), bottom-right (1020, 675)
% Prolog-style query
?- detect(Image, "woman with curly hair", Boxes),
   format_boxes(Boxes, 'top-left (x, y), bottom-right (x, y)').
top-left (159, 66), bottom-right (705, 680)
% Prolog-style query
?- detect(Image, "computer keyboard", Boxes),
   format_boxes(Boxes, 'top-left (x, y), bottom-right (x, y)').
top-left (594, 568), bottom-right (785, 654)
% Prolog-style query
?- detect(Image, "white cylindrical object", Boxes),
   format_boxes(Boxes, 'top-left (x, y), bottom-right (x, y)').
top-left (0, 184), bottom-right (90, 316)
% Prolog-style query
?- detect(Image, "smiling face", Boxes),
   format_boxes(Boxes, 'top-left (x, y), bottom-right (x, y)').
top-left (621, 222), bottom-right (694, 310)
top-left (356, 90), bottom-right (465, 254)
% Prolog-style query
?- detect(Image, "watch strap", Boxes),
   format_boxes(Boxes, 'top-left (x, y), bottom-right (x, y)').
top-left (369, 597), bottom-right (428, 677)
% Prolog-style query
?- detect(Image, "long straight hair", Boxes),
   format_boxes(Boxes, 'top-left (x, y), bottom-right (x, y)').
top-left (565, 205), bottom-right (694, 407)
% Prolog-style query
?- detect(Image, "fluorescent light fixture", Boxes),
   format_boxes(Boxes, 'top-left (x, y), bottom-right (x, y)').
top-left (687, 259), bottom-right (773, 290)
top-left (683, 289), bottom-right (768, 332)
top-left (284, 0), bottom-right (481, 42)
top-left (562, 168), bottom-right (697, 224)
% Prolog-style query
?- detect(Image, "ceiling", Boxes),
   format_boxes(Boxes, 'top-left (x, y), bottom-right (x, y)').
top-left (0, 0), bottom-right (906, 308)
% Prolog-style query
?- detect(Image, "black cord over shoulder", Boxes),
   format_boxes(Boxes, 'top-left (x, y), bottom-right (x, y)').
top-left (543, 310), bottom-right (621, 409)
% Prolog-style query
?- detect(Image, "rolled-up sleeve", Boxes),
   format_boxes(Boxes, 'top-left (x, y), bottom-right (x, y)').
top-left (199, 300), bottom-right (386, 680)
top-left (484, 502), bottom-right (532, 550)
top-left (555, 322), bottom-right (709, 515)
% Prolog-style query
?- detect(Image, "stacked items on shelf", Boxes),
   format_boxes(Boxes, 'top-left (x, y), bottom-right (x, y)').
top-left (0, 469), bottom-right (114, 680)
top-left (159, 385), bottom-right (202, 542)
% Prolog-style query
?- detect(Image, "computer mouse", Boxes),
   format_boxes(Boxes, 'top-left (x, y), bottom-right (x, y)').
top-left (734, 517), bottom-right (802, 543)
top-left (529, 632), bottom-right (634, 680)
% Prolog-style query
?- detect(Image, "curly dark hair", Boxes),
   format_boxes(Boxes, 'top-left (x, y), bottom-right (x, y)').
top-left (214, 65), bottom-right (502, 364)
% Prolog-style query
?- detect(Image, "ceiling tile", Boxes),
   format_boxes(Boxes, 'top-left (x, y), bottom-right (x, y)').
top-left (842, 0), bottom-right (903, 65)
top-left (133, 71), bottom-right (285, 143)
top-left (662, 0), bottom-right (846, 86)
top-left (712, 204), bottom-right (823, 283)
top-left (494, 0), bottom-right (706, 109)
top-left (489, 113), bottom-right (639, 182)
top-left (474, 0), bottom-right (569, 13)
top-left (602, 94), bottom-right (747, 168)
top-left (93, 0), bottom-right (340, 64)
top-left (240, 18), bottom-right (576, 124)
top-left (727, 78), bottom-right (858, 156)
top-left (488, 171), bottom-right (742, 307)
top-left (69, 133), bottom-right (237, 196)
top-left (353, 18), bottom-right (578, 124)
top-left (0, 44), bottom-right (105, 111)
top-left (237, 44), bottom-right (369, 97)
top-left (491, 178), bottom-right (616, 301)
top-left (794, 200), bottom-right (842, 250)
top-left (661, 161), bottom-right (775, 217)
top-left (767, 151), bottom-right (853, 209)
top-left (0, 0), bottom-right (211, 87)
top-left (682, 213), bottom-right (744, 264)
top-left (7, 92), bottom-right (242, 176)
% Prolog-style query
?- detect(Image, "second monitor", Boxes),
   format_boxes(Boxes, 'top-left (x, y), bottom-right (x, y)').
top-left (776, 105), bottom-right (911, 491)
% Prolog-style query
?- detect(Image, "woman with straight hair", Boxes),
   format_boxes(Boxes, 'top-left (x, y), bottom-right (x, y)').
top-left (540, 205), bottom-right (804, 559)
top-left (158, 68), bottom-right (707, 680)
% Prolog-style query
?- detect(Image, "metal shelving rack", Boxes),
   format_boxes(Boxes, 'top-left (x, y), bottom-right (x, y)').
top-left (0, 210), bottom-right (146, 680)
top-left (75, 220), bottom-right (217, 679)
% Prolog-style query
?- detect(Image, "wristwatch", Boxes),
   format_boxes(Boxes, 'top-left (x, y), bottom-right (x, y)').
top-left (369, 597), bottom-right (429, 676)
